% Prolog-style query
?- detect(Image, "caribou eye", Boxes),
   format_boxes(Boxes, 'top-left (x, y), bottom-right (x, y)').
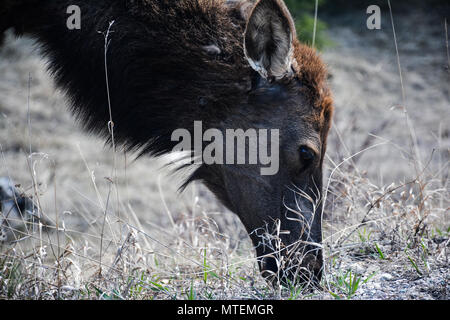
top-left (299, 145), bottom-right (316, 167)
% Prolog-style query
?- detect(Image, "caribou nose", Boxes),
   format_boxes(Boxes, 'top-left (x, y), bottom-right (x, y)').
top-left (295, 251), bottom-right (323, 285)
top-left (259, 248), bottom-right (323, 288)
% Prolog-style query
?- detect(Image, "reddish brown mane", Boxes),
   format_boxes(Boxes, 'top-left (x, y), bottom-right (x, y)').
top-left (293, 40), bottom-right (334, 133)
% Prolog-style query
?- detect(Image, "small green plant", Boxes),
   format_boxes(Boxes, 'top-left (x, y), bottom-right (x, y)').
top-left (0, 259), bottom-right (23, 299)
top-left (406, 255), bottom-right (422, 276)
top-left (419, 238), bottom-right (430, 272)
top-left (358, 228), bottom-right (372, 243)
top-left (286, 280), bottom-right (304, 300)
top-left (329, 269), bottom-right (375, 299)
top-left (374, 242), bottom-right (385, 260)
top-left (127, 271), bottom-right (147, 299)
top-left (202, 288), bottom-right (215, 300)
top-left (92, 286), bottom-right (123, 300)
top-left (202, 248), bottom-right (219, 285)
top-left (148, 276), bottom-right (176, 299)
top-left (405, 244), bottom-right (429, 276)
top-left (185, 280), bottom-right (196, 300)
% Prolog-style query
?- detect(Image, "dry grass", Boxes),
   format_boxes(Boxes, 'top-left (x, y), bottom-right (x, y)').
top-left (0, 143), bottom-right (447, 300)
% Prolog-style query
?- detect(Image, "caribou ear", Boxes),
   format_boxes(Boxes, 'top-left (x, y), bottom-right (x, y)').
top-left (244, 0), bottom-right (296, 80)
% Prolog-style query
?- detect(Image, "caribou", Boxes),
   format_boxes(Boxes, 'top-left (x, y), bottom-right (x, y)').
top-left (0, 0), bottom-right (333, 286)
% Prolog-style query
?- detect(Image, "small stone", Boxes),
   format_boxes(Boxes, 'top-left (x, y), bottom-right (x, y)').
top-left (372, 282), bottom-right (381, 290)
top-left (352, 263), bottom-right (365, 274)
top-left (380, 273), bottom-right (393, 281)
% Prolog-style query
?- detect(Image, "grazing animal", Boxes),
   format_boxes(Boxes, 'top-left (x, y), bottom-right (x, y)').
top-left (0, 0), bottom-right (333, 285)
top-left (0, 177), bottom-right (53, 242)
